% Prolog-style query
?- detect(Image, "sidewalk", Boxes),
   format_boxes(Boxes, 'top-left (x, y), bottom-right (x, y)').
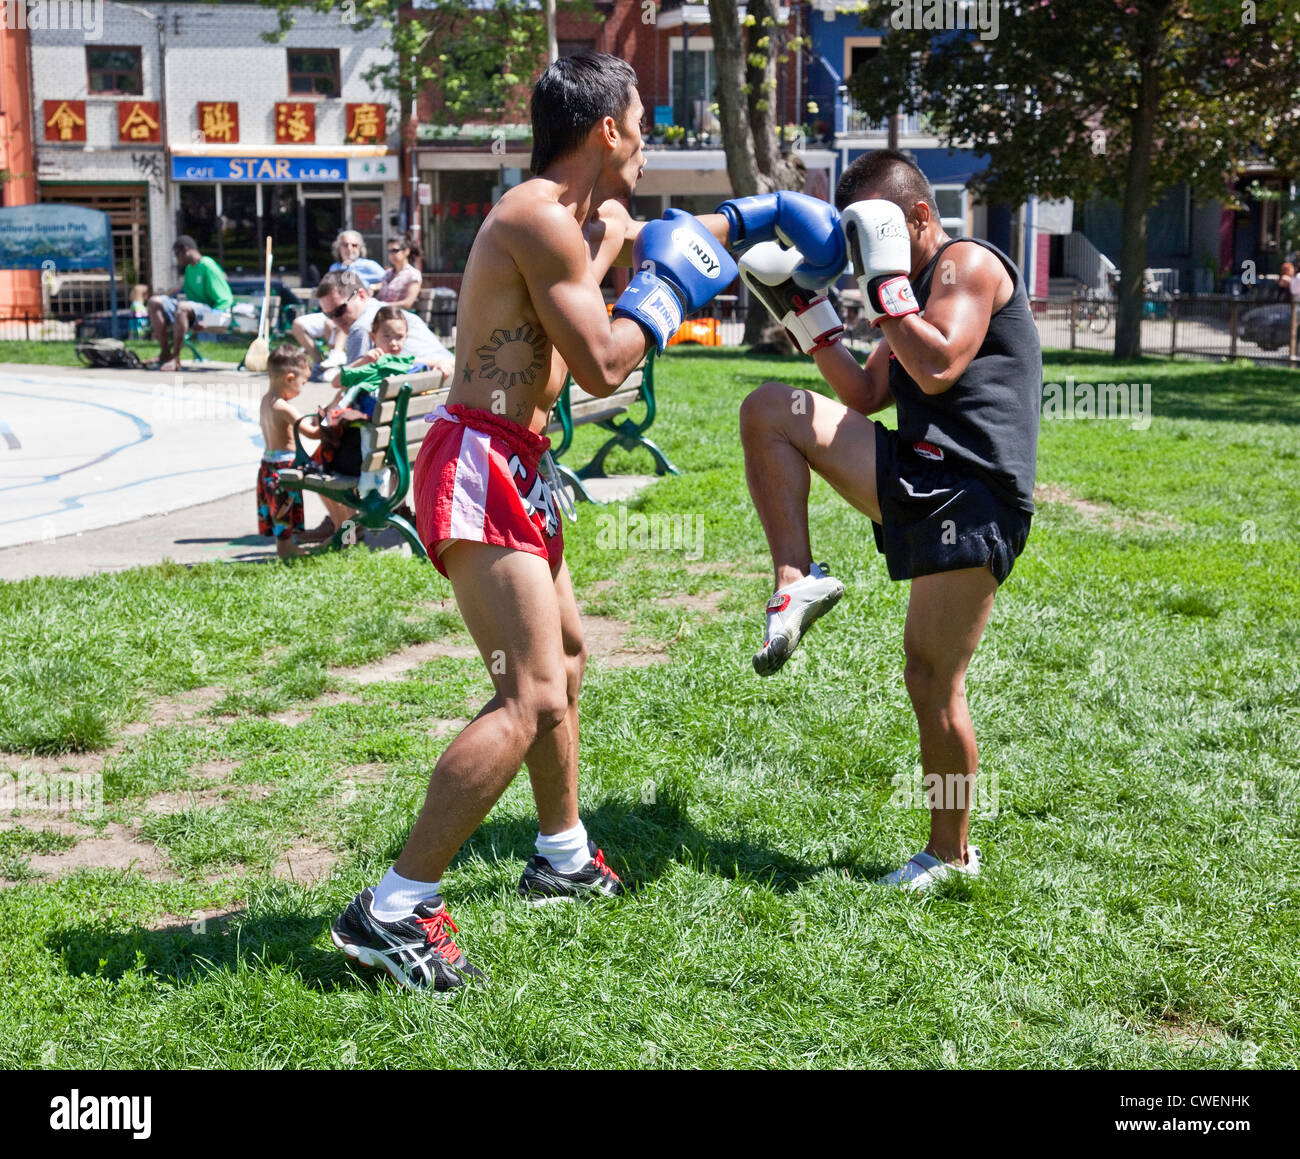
top-left (0, 475), bottom-right (657, 582)
top-left (0, 361), bottom-right (337, 551)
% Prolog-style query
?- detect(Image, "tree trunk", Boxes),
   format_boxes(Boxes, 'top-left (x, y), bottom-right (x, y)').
top-left (708, 0), bottom-right (763, 199)
top-left (746, 0), bottom-right (801, 192)
top-left (1115, 44), bottom-right (1162, 358)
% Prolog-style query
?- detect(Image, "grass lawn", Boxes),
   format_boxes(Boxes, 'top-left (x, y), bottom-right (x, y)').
top-left (0, 339), bottom-right (159, 366)
top-left (0, 348), bottom-right (1296, 1069)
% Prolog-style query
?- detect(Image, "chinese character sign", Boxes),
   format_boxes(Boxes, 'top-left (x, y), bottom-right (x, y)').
top-left (118, 101), bottom-right (161, 144)
top-left (275, 102), bottom-right (316, 145)
top-left (43, 101), bottom-right (87, 143)
top-left (198, 102), bottom-right (239, 145)
top-left (346, 103), bottom-right (386, 144)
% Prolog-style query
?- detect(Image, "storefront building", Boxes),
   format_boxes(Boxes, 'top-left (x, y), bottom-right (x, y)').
top-left (27, 2), bottom-right (400, 293)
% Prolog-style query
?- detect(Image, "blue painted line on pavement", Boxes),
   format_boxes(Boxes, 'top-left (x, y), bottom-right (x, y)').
top-left (0, 460), bottom-right (257, 529)
top-left (0, 388), bottom-right (152, 492)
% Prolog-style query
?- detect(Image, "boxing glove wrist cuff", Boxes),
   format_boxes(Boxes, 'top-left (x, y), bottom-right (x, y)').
top-left (864, 274), bottom-right (920, 325)
top-left (717, 201), bottom-right (749, 251)
top-left (783, 296), bottom-right (843, 354)
top-left (613, 270), bottom-right (683, 352)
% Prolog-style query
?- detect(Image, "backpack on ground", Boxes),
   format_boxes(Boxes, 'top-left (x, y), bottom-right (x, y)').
top-left (75, 338), bottom-right (145, 370)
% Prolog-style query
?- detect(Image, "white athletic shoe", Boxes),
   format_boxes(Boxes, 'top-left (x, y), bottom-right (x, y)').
top-left (876, 847), bottom-right (981, 893)
top-left (320, 348), bottom-right (348, 369)
top-left (752, 562), bottom-right (845, 676)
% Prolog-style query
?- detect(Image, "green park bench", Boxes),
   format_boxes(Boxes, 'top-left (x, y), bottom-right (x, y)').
top-left (273, 350), bottom-right (673, 556)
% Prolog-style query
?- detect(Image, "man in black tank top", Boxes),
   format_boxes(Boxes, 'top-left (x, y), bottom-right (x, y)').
top-left (737, 149), bottom-right (1041, 891)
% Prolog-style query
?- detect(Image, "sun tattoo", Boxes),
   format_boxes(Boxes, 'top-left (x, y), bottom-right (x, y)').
top-left (475, 324), bottom-right (546, 390)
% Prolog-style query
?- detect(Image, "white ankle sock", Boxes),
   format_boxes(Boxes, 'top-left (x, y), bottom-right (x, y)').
top-left (536, 820), bottom-right (590, 875)
top-left (370, 867), bottom-right (442, 922)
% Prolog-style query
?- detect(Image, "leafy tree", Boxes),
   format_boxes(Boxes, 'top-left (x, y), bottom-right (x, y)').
top-left (261, 1), bottom-right (549, 129)
top-left (846, 0), bottom-right (1300, 356)
top-left (708, 0), bottom-right (804, 198)
top-left (707, 0), bottom-right (807, 341)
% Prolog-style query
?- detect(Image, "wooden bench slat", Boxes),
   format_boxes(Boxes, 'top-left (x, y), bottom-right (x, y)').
top-left (375, 389), bottom-right (449, 426)
top-left (377, 369), bottom-right (448, 401)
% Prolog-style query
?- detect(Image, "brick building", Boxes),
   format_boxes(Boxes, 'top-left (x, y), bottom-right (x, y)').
top-left (415, 2), bottom-right (835, 279)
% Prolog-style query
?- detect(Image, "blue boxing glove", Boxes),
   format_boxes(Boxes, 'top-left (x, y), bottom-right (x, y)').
top-left (716, 191), bottom-right (847, 285)
top-left (614, 209), bottom-right (738, 352)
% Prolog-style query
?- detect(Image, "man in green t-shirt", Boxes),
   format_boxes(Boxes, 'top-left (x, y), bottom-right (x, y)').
top-left (147, 235), bottom-right (235, 370)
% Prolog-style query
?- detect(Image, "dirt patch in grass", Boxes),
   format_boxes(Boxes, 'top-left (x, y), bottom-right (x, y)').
top-left (1144, 1013), bottom-right (1230, 1054)
top-left (192, 759), bottom-right (240, 783)
top-left (1034, 483), bottom-right (1182, 532)
top-left (580, 614), bottom-right (669, 667)
top-left (273, 842), bottom-right (339, 885)
top-left (141, 787), bottom-right (229, 815)
top-left (655, 590), bottom-right (727, 614)
top-left (1, 819), bottom-right (173, 886)
top-left (120, 687), bottom-right (224, 735)
top-left (337, 640), bottom-right (479, 685)
top-left (339, 763), bottom-right (388, 784)
top-left (429, 718), bottom-right (470, 739)
top-left (145, 907), bottom-right (245, 934)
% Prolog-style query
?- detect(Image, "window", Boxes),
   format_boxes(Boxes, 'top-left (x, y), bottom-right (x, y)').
top-left (87, 46), bottom-right (142, 95)
top-left (42, 184), bottom-right (151, 287)
top-left (934, 186), bottom-right (967, 237)
top-left (287, 50), bottom-right (340, 97)
top-left (844, 36), bottom-right (882, 85)
top-left (558, 40), bottom-right (596, 57)
top-left (669, 38), bottom-right (715, 131)
top-left (848, 45), bottom-right (880, 83)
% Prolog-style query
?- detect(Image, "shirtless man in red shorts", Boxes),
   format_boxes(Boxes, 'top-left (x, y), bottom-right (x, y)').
top-left (328, 53), bottom-right (741, 990)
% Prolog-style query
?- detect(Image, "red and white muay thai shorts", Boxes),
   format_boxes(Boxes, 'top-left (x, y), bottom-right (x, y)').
top-left (413, 403), bottom-right (563, 579)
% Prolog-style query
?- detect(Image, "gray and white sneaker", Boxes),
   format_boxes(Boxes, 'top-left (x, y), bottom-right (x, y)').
top-left (331, 888), bottom-right (484, 991)
top-left (518, 841), bottom-right (625, 906)
top-left (752, 562), bottom-right (845, 676)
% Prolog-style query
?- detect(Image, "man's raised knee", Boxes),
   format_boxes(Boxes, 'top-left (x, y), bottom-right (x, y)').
top-left (739, 380), bottom-right (798, 437)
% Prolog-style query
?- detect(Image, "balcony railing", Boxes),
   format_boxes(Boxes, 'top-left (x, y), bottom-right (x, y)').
top-left (838, 107), bottom-right (931, 137)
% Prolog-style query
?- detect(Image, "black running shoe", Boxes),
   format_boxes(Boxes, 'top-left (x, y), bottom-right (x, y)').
top-left (518, 840), bottom-right (625, 906)
top-left (331, 888), bottom-right (484, 991)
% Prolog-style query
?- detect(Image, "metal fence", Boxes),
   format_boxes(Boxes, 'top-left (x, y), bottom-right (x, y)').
top-left (1034, 294), bottom-right (1300, 364)
top-left (5, 290), bottom-right (1298, 368)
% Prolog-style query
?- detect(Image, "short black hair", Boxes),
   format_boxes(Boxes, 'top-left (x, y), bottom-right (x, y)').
top-left (530, 52), bottom-right (638, 175)
top-left (173, 235), bottom-right (198, 254)
top-left (835, 149), bottom-right (939, 216)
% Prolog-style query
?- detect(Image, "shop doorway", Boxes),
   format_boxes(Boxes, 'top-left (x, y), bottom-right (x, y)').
top-left (301, 186), bottom-right (344, 285)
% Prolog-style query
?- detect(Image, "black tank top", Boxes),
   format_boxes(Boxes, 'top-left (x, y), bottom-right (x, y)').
top-left (887, 238), bottom-right (1041, 512)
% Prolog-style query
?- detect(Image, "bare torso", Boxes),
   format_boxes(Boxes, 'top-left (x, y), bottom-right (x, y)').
top-left (447, 180), bottom-right (633, 433)
top-left (259, 394), bottom-right (299, 456)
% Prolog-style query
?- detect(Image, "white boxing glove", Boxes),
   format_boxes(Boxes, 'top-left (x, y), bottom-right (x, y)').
top-left (739, 241), bottom-right (844, 354)
top-left (841, 199), bottom-right (920, 326)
